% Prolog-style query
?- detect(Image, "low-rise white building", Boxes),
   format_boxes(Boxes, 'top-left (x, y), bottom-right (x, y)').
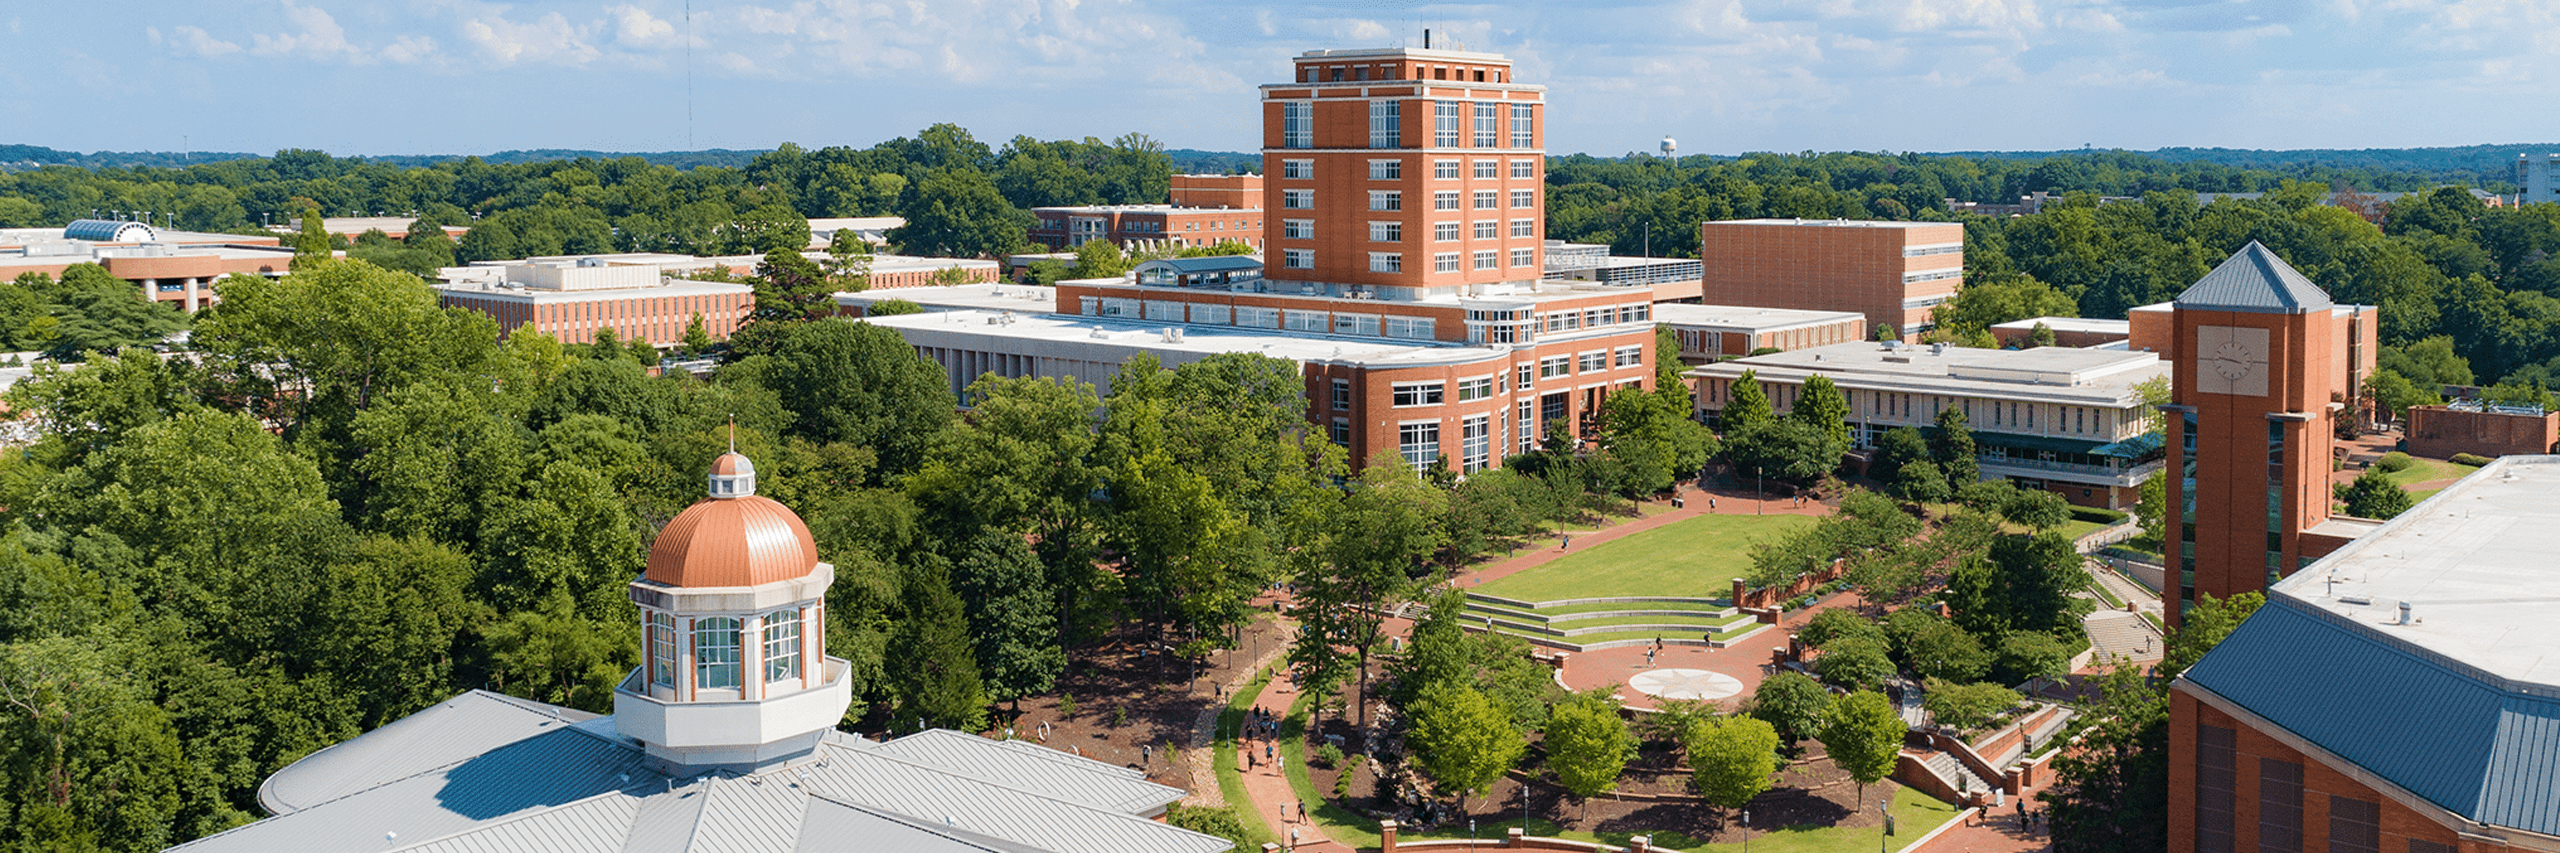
top-left (1687, 341), bottom-right (2170, 509)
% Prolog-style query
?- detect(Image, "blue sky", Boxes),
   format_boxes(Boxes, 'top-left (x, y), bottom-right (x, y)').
top-left (6, 0), bottom-right (2555, 158)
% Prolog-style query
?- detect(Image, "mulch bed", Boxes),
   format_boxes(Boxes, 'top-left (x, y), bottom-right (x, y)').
top-left (991, 597), bottom-right (1297, 790)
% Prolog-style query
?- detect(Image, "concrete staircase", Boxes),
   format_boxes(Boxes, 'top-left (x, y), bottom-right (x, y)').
top-left (1919, 749), bottom-right (1998, 800)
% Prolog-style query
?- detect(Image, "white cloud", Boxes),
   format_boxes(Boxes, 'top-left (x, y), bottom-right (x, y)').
top-left (460, 10), bottom-right (599, 66)
top-left (159, 25), bottom-right (244, 58)
top-left (250, 0), bottom-right (361, 61)
top-left (607, 5), bottom-right (676, 46)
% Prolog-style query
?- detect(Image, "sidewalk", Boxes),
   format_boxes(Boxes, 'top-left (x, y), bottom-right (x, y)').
top-left (1911, 803), bottom-right (2050, 853)
top-left (1238, 663), bottom-right (1354, 853)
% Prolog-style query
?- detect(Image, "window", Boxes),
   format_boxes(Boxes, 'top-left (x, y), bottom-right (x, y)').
top-left (1902, 269), bottom-right (1963, 283)
top-left (1517, 363), bottom-right (1536, 389)
top-left (1193, 303), bottom-right (1229, 325)
top-left (1473, 190), bottom-right (1498, 209)
top-left (1369, 190), bottom-right (1402, 211)
top-left (1370, 221), bottom-right (1402, 242)
top-left (1434, 159), bottom-right (1460, 179)
top-left (1368, 253), bottom-right (1403, 273)
top-left (1283, 189), bottom-right (1313, 209)
top-left (1511, 159), bottom-right (1535, 178)
top-left (1434, 252), bottom-right (1461, 272)
top-left (1473, 159), bottom-right (1498, 179)
top-left (1330, 419), bottom-right (1351, 446)
top-left (1539, 356), bottom-right (1570, 378)
top-left (1286, 310), bottom-right (1328, 333)
top-left (694, 617), bottom-right (742, 690)
top-left (1615, 346), bottom-right (1643, 367)
top-left (1332, 379), bottom-right (1352, 410)
top-left (1626, 303), bottom-right (1649, 322)
top-left (1511, 218), bottom-right (1535, 237)
top-left (1457, 377), bottom-right (1495, 401)
top-left (1902, 243), bottom-right (1962, 257)
top-left (2328, 797), bottom-right (2379, 853)
top-left (1518, 400), bottom-right (1537, 452)
top-left (1510, 104), bottom-right (1534, 147)
top-left (1383, 316), bottom-right (1434, 339)
top-left (1474, 220), bottom-right (1498, 240)
top-left (1337, 313), bottom-right (1380, 336)
top-left (762, 609), bottom-right (801, 682)
top-left (1461, 415), bottom-right (1491, 472)
top-left (1392, 382), bottom-right (1446, 406)
top-left (1434, 190), bottom-right (1461, 210)
top-left (1283, 102), bottom-right (1312, 149)
top-left (1434, 222), bottom-right (1461, 242)
top-left (1511, 189), bottom-right (1536, 208)
top-left (1512, 248), bottom-right (1535, 267)
top-left (1474, 102), bottom-right (1498, 147)
top-left (1282, 159), bottom-right (1313, 179)
top-left (1368, 159), bottom-right (1402, 180)
top-left (649, 612), bottom-right (676, 687)
top-left (1144, 301), bottom-right (1183, 322)
top-left (1236, 306), bottom-right (1281, 328)
top-left (1434, 101), bottom-right (1461, 147)
top-left (1282, 249), bottom-right (1313, 269)
top-left (1579, 351), bottom-right (1608, 372)
top-left (1095, 297), bottom-right (1137, 317)
top-left (2196, 724), bottom-right (2237, 853)
top-left (1283, 219), bottom-right (1314, 239)
top-left (1473, 250), bottom-right (1498, 270)
top-left (2259, 759), bottom-right (2303, 853)
top-left (1369, 101), bottom-right (1401, 148)
top-left (1399, 421), bottom-right (1441, 469)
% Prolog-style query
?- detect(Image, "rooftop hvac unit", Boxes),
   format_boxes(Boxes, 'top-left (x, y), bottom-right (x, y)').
top-left (1090, 328), bottom-right (1111, 339)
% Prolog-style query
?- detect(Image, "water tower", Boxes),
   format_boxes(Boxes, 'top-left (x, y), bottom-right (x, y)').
top-left (1660, 136), bottom-right (1677, 161)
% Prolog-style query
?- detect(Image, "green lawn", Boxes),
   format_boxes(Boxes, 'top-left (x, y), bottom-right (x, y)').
top-left (2382, 457), bottom-right (2481, 488)
top-left (1476, 513), bottom-right (1820, 602)
top-left (1393, 786), bottom-right (1959, 853)
top-left (2057, 517), bottom-right (2109, 542)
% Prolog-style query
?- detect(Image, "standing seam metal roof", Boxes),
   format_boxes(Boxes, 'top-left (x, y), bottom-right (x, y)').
top-left (2174, 241), bottom-right (2335, 314)
top-left (2183, 601), bottom-right (2560, 835)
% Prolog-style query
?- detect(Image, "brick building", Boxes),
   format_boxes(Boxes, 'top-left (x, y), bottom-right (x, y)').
top-left (1026, 205), bottom-right (1265, 252)
top-left (1168, 173), bottom-right (1263, 209)
top-left (1654, 304), bottom-right (1866, 363)
top-left (0, 221), bottom-right (296, 311)
top-left (435, 255), bottom-right (753, 346)
top-left (860, 45), bottom-right (1659, 473)
top-left (1686, 342), bottom-right (2170, 509)
top-left (1695, 218), bottom-right (1963, 341)
top-left (2403, 402), bottom-right (2558, 459)
top-left (2157, 242), bottom-right (2377, 627)
top-left (2169, 455), bottom-right (2560, 853)
top-left (1990, 316), bottom-right (2131, 349)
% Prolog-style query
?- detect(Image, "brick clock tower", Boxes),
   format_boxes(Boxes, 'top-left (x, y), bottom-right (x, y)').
top-left (2161, 242), bottom-right (2375, 629)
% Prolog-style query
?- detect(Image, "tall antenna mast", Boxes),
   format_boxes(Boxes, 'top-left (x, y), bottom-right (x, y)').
top-left (686, 0), bottom-right (695, 151)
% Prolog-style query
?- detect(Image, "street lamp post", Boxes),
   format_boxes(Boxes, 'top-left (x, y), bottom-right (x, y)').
top-left (1470, 819), bottom-right (1477, 849)
top-left (1743, 809), bottom-right (1751, 853)
top-left (1880, 798), bottom-right (1890, 853)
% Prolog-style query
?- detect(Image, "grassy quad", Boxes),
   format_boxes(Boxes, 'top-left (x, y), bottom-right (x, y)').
top-left (2383, 457), bottom-right (2483, 504)
top-left (1475, 512), bottom-right (1819, 602)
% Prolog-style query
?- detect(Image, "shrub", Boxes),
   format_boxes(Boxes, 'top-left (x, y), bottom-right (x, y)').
top-left (1058, 692), bottom-right (1077, 718)
top-left (1315, 743), bottom-right (1346, 769)
top-left (2374, 451), bottom-right (2414, 472)
top-left (1798, 608), bottom-right (1886, 649)
top-left (2452, 452), bottom-right (2493, 467)
top-left (1165, 805), bottom-right (1253, 850)
top-left (1814, 636), bottom-right (1895, 691)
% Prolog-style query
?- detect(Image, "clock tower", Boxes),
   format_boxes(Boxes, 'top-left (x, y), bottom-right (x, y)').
top-left (2160, 242), bottom-right (2376, 629)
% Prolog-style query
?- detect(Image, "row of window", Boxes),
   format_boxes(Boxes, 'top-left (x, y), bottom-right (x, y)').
top-left (1902, 268), bottom-right (1963, 284)
top-left (1300, 64), bottom-right (1505, 84)
top-left (1278, 100), bottom-right (1533, 150)
top-left (1902, 243), bottom-right (1962, 257)
top-left (1278, 158), bottom-right (1537, 180)
top-left (646, 609), bottom-right (803, 691)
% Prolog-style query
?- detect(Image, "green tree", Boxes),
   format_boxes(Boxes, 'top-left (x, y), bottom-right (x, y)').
top-left (1921, 679), bottom-right (2020, 733)
top-left (2000, 488), bottom-right (2073, 530)
top-left (887, 561), bottom-right (990, 733)
top-left (1297, 453), bottom-right (1443, 729)
top-left (1818, 690), bottom-right (1905, 805)
top-left (680, 313), bottom-right (712, 355)
top-left (2159, 592), bottom-right (2264, 678)
top-left (1930, 406), bottom-right (1981, 490)
top-left (291, 200), bottom-right (331, 264)
top-left (1598, 385), bottom-right (1719, 496)
top-left (480, 599), bottom-right (628, 713)
top-left (1792, 374), bottom-right (1851, 446)
top-left (2039, 667), bottom-right (2167, 853)
top-left (0, 634), bottom-right (186, 851)
top-left (1407, 682), bottom-right (1524, 810)
top-left (1887, 608), bottom-right (1990, 683)
top-left (2030, 321), bottom-right (2059, 347)
top-left (1721, 370), bottom-right (1771, 430)
top-left (1745, 671), bottom-right (1833, 749)
top-left (891, 168), bottom-right (1030, 258)
top-left (745, 320), bottom-right (956, 479)
top-left (751, 246), bottom-right (836, 323)
top-left (950, 530), bottom-right (1064, 708)
top-left (1724, 418), bottom-right (1844, 484)
top-left (1798, 608), bottom-right (1887, 650)
top-left (1069, 239), bottom-right (1132, 279)
top-left (1686, 714), bottom-right (1780, 813)
top-left (38, 264), bottom-right (189, 362)
top-left (1992, 631), bottom-right (2073, 684)
top-left (1545, 691), bottom-right (1636, 809)
top-left (1869, 426), bottom-right (1939, 501)
top-left (1813, 635), bottom-right (1894, 691)
top-left (2336, 468), bottom-right (2415, 519)
top-left (2133, 473), bottom-right (2167, 546)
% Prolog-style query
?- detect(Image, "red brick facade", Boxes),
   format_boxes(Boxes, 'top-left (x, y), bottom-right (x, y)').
top-left (2168, 689), bottom-right (2477, 853)
top-left (2403, 405), bottom-right (2558, 459)
top-left (1694, 220), bottom-right (1963, 342)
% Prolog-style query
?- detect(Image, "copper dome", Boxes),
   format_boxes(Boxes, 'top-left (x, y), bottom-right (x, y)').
top-left (644, 495), bottom-right (820, 588)
top-left (709, 452), bottom-right (754, 476)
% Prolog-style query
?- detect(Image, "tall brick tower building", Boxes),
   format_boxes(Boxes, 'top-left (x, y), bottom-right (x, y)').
top-left (1260, 48), bottom-right (1547, 295)
top-left (2160, 242), bottom-right (2376, 627)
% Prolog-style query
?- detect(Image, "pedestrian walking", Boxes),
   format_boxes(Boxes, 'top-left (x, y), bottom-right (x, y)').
top-left (1290, 827), bottom-right (1300, 850)
top-left (1708, 497), bottom-right (1716, 511)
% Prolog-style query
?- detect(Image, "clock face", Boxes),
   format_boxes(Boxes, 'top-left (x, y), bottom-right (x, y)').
top-left (2195, 325), bottom-right (2270, 396)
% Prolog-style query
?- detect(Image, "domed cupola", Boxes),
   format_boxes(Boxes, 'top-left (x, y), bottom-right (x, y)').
top-left (617, 447), bottom-right (850, 775)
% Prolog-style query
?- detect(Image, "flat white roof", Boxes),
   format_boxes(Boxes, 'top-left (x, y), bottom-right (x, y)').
top-left (835, 283), bottom-right (1056, 313)
top-left (862, 309), bottom-right (1523, 370)
top-left (430, 278), bottom-right (750, 302)
top-left (1654, 303), bottom-right (1863, 333)
top-left (870, 254), bottom-right (1000, 274)
top-left (2279, 455), bottom-right (2560, 689)
top-left (1991, 316), bottom-right (2133, 335)
top-left (1685, 341), bottom-right (2168, 405)
top-left (0, 227), bottom-right (273, 247)
top-left (1707, 218), bottom-right (1961, 230)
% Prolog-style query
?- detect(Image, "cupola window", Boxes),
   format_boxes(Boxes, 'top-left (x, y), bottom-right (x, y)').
top-left (762, 609), bottom-right (802, 683)
top-left (649, 611), bottom-right (677, 687)
top-left (694, 617), bottom-right (742, 689)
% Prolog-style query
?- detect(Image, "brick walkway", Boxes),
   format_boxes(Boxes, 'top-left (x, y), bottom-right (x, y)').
top-left (1911, 802), bottom-right (2050, 853)
top-left (1238, 663), bottom-right (1354, 853)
